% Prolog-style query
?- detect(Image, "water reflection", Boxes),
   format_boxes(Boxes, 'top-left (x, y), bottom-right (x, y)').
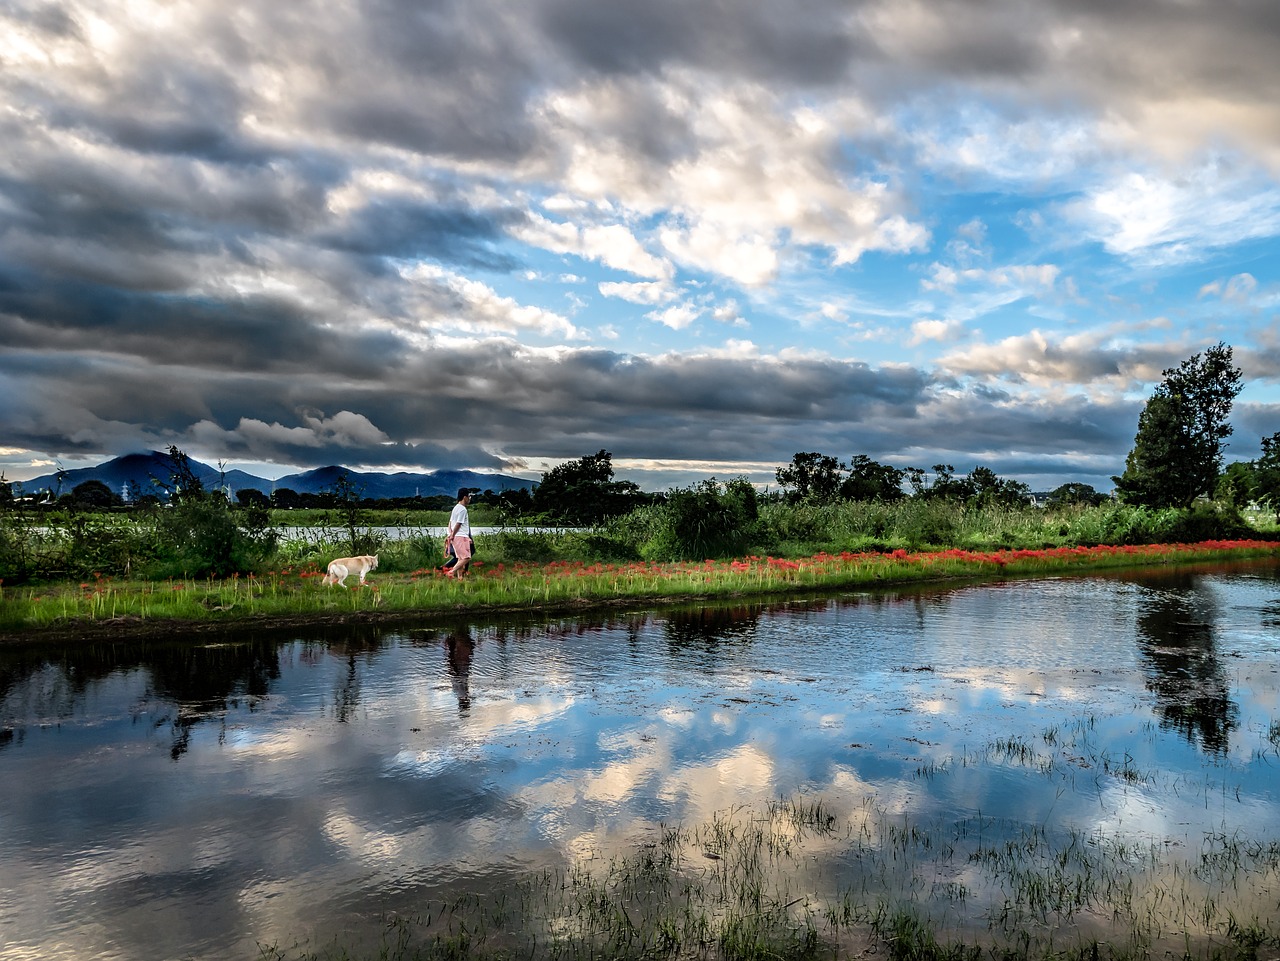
top-left (2, 559), bottom-right (1279, 961)
top-left (445, 624), bottom-right (475, 714)
top-left (1133, 571), bottom-right (1238, 753)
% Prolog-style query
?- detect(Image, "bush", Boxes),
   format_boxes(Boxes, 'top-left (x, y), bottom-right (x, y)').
top-left (145, 497), bottom-right (279, 578)
top-left (638, 478), bottom-right (760, 561)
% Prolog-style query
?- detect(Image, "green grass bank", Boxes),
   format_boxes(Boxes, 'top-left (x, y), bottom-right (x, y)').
top-left (3, 538), bottom-right (1277, 641)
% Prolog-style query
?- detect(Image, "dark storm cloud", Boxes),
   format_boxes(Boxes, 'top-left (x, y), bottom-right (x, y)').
top-left (538, 0), bottom-right (859, 85)
top-left (0, 269), bottom-right (407, 378)
top-left (1, 314), bottom-right (1144, 484)
top-left (319, 200), bottom-right (523, 271)
top-left (301, 0), bottom-right (542, 160)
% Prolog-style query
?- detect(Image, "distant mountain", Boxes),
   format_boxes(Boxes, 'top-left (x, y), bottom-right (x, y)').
top-left (17, 451), bottom-right (535, 500)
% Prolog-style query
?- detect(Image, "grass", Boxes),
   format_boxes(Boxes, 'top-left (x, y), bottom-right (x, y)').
top-left (2, 539), bottom-right (1277, 638)
top-left (251, 790), bottom-right (1280, 961)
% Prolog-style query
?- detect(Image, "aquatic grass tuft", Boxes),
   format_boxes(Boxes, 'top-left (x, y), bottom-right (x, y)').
top-left (255, 790), bottom-right (1280, 961)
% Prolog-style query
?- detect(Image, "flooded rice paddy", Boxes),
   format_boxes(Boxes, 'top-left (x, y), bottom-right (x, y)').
top-left (2, 560), bottom-right (1280, 960)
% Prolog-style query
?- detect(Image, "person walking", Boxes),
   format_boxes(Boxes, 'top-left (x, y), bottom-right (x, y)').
top-left (444, 488), bottom-right (474, 577)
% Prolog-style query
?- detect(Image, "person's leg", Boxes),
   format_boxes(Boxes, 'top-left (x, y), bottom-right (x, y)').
top-left (452, 536), bottom-right (473, 576)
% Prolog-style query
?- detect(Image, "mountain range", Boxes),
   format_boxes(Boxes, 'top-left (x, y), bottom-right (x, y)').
top-left (16, 451), bottom-right (536, 500)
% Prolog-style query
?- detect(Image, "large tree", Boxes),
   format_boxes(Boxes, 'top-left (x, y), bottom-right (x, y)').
top-left (66, 479), bottom-right (122, 509)
top-left (533, 450), bottom-right (645, 524)
top-left (1256, 431), bottom-right (1280, 523)
top-left (841, 454), bottom-right (907, 502)
top-left (966, 466), bottom-right (1032, 508)
top-left (775, 451), bottom-right (845, 504)
top-left (1113, 343), bottom-right (1243, 508)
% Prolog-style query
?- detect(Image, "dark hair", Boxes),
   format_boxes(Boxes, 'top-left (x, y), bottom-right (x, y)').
top-left (457, 488), bottom-right (471, 501)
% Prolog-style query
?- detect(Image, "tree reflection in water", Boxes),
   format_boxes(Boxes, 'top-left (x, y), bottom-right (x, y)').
top-left (1134, 572), bottom-right (1238, 754)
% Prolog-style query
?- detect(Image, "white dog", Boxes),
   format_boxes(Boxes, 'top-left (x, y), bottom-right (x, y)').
top-left (322, 554), bottom-right (379, 587)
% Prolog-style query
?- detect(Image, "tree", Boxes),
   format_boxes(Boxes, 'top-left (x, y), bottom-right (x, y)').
top-left (67, 479), bottom-right (122, 509)
top-left (912, 464), bottom-right (975, 502)
top-left (1113, 343), bottom-right (1243, 508)
top-left (1046, 482), bottom-right (1106, 507)
top-left (1256, 431), bottom-right (1280, 523)
top-left (841, 455), bottom-right (906, 502)
top-left (775, 452), bottom-right (845, 504)
top-left (271, 487), bottom-right (302, 510)
top-left (1215, 461), bottom-right (1256, 510)
top-left (151, 445), bottom-right (207, 503)
top-left (327, 472), bottom-right (379, 555)
top-left (236, 488), bottom-right (271, 509)
top-left (966, 466), bottom-right (1031, 508)
top-left (532, 450), bottom-right (645, 524)
top-left (644, 477), bottom-right (759, 560)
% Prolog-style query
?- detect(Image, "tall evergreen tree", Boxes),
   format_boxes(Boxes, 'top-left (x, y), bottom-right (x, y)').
top-left (1113, 343), bottom-right (1243, 508)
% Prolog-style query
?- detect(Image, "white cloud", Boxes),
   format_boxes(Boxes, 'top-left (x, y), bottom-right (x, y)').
top-left (938, 329), bottom-right (1163, 390)
top-left (659, 221), bottom-right (778, 287)
top-left (908, 319), bottom-right (964, 346)
top-left (713, 301), bottom-right (748, 327)
top-left (536, 75), bottom-right (928, 285)
top-left (598, 280), bottom-right (676, 305)
top-left (403, 264), bottom-right (582, 339)
top-left (1199, 273), bottom-right (1259, 305)
top-left (511, 215), bottom-right (673, 281)
top-left (1070, 162), bottom-right (1280, 265)
top-left (647, 302), bottom-right (702, 330)
top-left (922, 263), bottom-right (1058, 295)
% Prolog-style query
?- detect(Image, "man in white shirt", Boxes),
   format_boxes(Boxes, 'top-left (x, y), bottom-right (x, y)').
top-left (445, 488), bottom-right (474, 577)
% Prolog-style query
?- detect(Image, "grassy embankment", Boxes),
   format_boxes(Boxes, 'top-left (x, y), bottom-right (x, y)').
top-left (3, 498), bottom-right (1277, 636)
top-left (3, 537), bottom-right (1277, 638)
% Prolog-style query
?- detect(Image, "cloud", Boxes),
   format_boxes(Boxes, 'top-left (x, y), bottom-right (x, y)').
top-left (1068, 164), bottom-right (1280, 266)
top-left (597, 280), bottom-right (676, 304)
top-left (921, 263), bottom-right (1059, 296)
top-left (402, 264), bottom-right (582, 338)
top-left (3, 0), bottom-right (1279, 492)
top-left (908, 319), bottom-right (964, 346)
top-left (512, 214), bottom-right (673, 280)
top-left (938, 329), bottom-right (1178, 389)
top-left (1199, 273), bottom-right (1260, 306)
top-left (647, 302), bottom-right (702, 331)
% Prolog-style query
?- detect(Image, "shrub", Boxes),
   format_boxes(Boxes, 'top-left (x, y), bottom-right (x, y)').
top-left (145, 496), bottom-right (279, 578)
top-left (639, 477), bottom-right (759, 561)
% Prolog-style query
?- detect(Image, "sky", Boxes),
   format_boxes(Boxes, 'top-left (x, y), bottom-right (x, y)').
top-left (2, 0), bottom-right (1279, 494)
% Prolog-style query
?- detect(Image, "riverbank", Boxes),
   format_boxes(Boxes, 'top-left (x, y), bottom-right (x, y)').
top-left (3, 539), bottom-right (1277, 644)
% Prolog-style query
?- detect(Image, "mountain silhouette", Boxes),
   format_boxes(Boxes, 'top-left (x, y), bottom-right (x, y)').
top-left (17, 451), bottom-right (535, 500)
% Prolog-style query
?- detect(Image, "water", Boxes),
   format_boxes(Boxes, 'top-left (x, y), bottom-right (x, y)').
top-left (2, 560), bottom-right (1280, 959)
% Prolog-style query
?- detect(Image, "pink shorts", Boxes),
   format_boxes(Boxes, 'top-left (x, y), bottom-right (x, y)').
top-left (451, 535), bottom-right (473, 563)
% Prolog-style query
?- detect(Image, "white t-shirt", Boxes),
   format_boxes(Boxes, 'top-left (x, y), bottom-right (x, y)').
top-left (449, 502), bottom-right (471, 538)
